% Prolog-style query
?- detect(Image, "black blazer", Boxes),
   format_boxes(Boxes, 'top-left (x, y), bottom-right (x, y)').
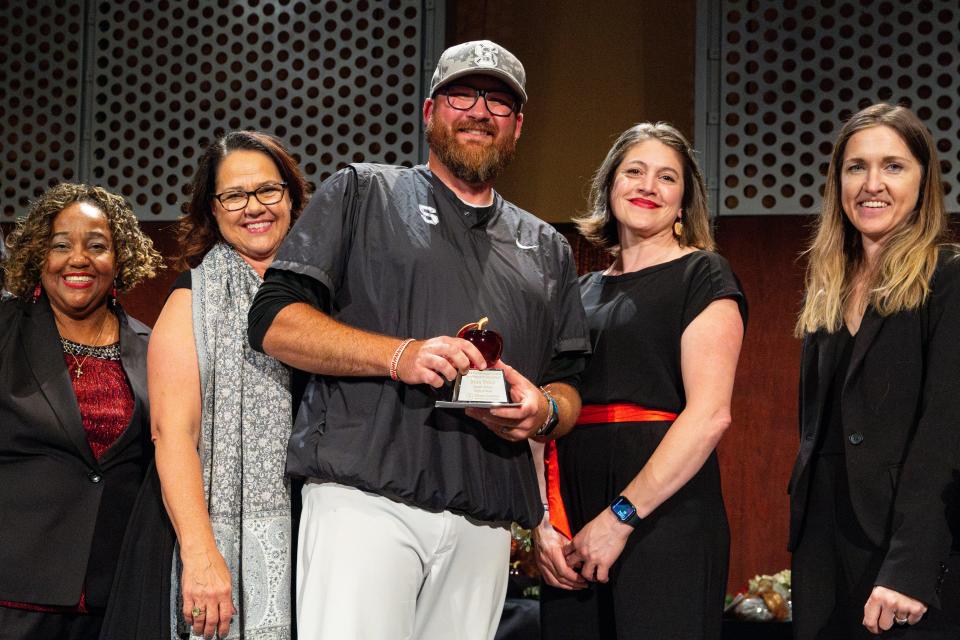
top-left (788, 250), bottom-right (960, 608)
top-left (0, 294), bottom-right (152, 607)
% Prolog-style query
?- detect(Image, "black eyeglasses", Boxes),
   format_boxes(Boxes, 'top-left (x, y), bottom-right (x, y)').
top-left (213, 182), bottom-right (287, 211)
top-left (436, 85), bottom-right (519, 117)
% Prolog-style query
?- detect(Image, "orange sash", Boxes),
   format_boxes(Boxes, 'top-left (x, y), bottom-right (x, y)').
top-left (545, 403), bottom-right (678, 539)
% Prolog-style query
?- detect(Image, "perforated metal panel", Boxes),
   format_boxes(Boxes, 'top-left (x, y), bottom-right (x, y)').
top-left (717, 0), bottom-right (960, 215)
top-left (1, 0), bottom-right (85, 218)
top-left (2, 0), bottom-right (435, 220)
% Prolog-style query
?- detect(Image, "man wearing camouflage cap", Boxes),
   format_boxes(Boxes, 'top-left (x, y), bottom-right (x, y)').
top-left (249, 39), bottom-right (589, 639)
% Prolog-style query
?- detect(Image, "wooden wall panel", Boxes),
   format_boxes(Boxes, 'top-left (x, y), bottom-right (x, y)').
top-left (120, 222), bottom-right (180, 327)
top-left (452, 0), bottom-right (696, 223)
top-left (714, 216), bottom-right (807, 591)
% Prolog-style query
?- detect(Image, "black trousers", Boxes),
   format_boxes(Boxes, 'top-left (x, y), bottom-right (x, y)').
top-left (792, 454), bottom-right (960, 639)
top-left (0, 606), bottom-right (103, 640)
top-left (540, 422), bottom-right (728, 640)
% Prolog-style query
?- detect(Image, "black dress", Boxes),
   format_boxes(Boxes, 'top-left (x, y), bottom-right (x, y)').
top-left (540, 251), bottom-right (747, 640)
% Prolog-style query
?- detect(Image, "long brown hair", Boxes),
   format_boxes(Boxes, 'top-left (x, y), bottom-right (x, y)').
top-left (575, 122), bottom-right (714, 254)
top-left (176, 131), bottom-right (310, 270)
top-left (796, 103), bottom-right (949, 335)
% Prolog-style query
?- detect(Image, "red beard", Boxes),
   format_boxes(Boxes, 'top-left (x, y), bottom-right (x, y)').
top-left (425, 115), bottom-right (517, 185)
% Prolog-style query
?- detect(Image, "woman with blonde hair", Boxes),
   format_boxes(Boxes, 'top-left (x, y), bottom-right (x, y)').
top-left (536, 122), bottom-right (747, 639)
top-left (789, 103), bottom-right (960, 638)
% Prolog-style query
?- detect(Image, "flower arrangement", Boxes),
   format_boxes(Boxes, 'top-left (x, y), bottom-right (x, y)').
top-left (726, 569), bottom-right (792, 622)
top-left (509, 523), bottom-right (540, 599)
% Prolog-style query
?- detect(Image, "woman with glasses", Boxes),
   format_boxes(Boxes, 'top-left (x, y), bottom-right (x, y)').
top-left (102, 131), bottom-right (310, 639)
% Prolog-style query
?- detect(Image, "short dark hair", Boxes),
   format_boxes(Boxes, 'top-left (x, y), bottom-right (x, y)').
top-left (176, 130), bottom-right (310, 270)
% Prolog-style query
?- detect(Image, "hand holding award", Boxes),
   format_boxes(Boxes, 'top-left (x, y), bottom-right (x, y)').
top-left (435, 317), bottom-right (521, 408)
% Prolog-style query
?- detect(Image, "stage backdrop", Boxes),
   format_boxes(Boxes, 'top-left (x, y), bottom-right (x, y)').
top-left (1, 0), bottom-right (444, 220)
top-left (697, 0), bottom-right (960, 216)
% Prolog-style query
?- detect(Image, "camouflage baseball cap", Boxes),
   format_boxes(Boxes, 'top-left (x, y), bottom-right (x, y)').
top-left (429, 40), bottom-right (527, 105)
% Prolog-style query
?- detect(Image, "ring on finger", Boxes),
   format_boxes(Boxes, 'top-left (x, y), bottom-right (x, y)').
top-left (894, 612), bottom-right (909, 625)
top-left (499, 426), bottom-right (509, 435)
top-left (192, 606), bottom-right (205, 618)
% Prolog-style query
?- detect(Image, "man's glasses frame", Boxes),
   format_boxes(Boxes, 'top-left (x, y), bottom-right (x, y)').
top-left (435, 85), bottom-right (520, 117)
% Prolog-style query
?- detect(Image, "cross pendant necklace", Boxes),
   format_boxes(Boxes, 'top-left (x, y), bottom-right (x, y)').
top-left (58, 312), bottom-right (108, 380)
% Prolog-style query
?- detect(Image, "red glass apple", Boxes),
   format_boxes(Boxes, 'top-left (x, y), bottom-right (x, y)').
top-left (457, 316), bottom-right (503, 368)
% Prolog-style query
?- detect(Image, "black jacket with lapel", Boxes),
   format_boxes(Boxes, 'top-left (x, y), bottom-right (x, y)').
top-left (0, 295), bottom-right (152, 607)
top-left (788, 250), bottom-right (960, 608)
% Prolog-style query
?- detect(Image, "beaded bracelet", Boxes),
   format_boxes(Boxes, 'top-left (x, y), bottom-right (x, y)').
top-left (536, 386), bottom-right (560, 436)
top-left (390, 338), bottom-right (415, 381)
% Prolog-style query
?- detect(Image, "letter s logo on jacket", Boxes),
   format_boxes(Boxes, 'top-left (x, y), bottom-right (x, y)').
top-left (418, 204), bottom-right (439, 225)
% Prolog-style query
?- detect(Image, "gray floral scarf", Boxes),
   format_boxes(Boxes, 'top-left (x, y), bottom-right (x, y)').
top-left (173, 242), bottom-right (292, 639)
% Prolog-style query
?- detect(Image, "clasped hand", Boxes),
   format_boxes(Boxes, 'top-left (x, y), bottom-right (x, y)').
top-left (535, 509), bottom-right (633, 587)
top-left (563, 509), bottom-right (633, 584)
top-left (533, 518), bottom-right (586, 590)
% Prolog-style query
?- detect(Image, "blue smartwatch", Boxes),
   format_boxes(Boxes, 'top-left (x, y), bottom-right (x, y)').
top-left (610, 495), bottom-right (641, 527)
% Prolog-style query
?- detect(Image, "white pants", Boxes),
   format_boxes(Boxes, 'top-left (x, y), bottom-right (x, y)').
top-left (297, 481), bottom-right (511, 640)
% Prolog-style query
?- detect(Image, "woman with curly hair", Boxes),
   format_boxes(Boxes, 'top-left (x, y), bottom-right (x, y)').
top-left (103, 130), bottom-right (310, 640)
top-left (0, 182), bottom-right (162, 639)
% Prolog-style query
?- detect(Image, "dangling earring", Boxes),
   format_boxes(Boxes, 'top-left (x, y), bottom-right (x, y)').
top-left (673, 216), bottom-right (684, 239)
top-left (110, 280), bottom-right (119, 308)
top-left (31, 283), bottom-right (41, 303)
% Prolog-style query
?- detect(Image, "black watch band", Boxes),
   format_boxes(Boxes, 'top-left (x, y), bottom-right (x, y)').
top-left (610, 495), bottom-right (641, 528)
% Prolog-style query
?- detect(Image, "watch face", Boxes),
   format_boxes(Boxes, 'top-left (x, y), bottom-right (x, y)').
top-left (611, 497), bottom-right (636, 522)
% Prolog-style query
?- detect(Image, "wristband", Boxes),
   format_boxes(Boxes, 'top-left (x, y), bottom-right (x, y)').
top-left (536, 386), bottom-right (560, 436)
top-left (390, 338), bottom-right (415, 381)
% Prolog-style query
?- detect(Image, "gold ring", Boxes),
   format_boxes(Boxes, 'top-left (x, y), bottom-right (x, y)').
top-left (192, 606), bottom-right (205, 618)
